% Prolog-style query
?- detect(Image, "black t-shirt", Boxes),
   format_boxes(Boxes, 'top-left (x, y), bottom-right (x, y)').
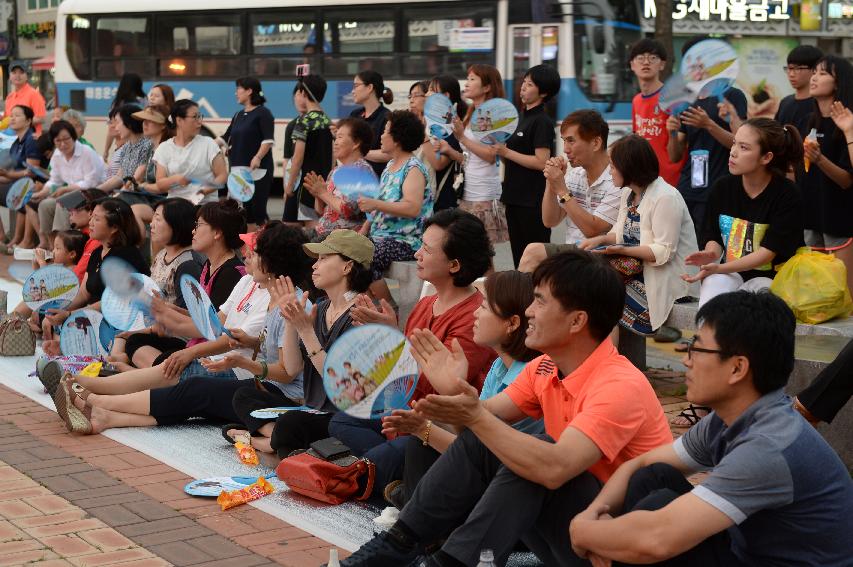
top-left (293, 109), bottom-right (333, 208)
top-left (799, 116), bottom-right (853, 237)
top-left (434, 134), bottom-right (462, 211)
top-left (703, 174), bottom-right (804, 281)
top-left (283, 118), bottom-right (298, 160)
top-left (85, 245), bottom-right (150, 302)
top-left (774, 95), bottom-right (815, 138)
top-left (677, 88), bottom-right (748, 202)
top-left (350, 105), bottom-right (390, 177)
top-left (202, 256), bottom-right (246, 309)
top-left (222, 106), bottom-right (275, 169)
top-left (501, 104), bottom-right (555, 208)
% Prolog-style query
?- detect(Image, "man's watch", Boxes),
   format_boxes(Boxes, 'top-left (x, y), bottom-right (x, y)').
top-left (557, 193), bottom-right (570, 205)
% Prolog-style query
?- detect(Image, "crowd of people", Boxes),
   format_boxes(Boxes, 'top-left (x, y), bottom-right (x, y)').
top-left (0, 34), bottom-right (850, 567)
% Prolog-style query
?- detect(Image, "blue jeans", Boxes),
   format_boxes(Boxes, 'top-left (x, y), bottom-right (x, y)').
top-left (328, 412), bottom-right (409, 497)
top-left (179, 360), bottom-right (236, 381)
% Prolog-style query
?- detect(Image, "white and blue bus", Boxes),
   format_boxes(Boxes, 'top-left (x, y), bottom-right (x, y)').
top-left (54, 0), bottom-right (642, 162)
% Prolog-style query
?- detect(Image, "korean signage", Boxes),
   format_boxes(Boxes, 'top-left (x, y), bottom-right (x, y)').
top-left (644, 0), bottom-right (791, 21)
top-left (17, 21), bottom-right (55, 40)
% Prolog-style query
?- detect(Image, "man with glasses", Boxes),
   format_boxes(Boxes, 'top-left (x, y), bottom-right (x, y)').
top-left (776, 45), bottom-right (823, 137)
top-left (570, 291), bottom-right (853, 566)
top-left (629, 39), bottom-right (685, 187)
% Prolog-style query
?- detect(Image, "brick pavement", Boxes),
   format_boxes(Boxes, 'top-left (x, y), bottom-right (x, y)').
top-left (0, 386), bottom-right (348, 567)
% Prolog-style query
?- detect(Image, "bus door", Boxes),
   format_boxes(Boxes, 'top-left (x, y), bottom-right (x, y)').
top-left (507, 23), bottom-right (567, 121)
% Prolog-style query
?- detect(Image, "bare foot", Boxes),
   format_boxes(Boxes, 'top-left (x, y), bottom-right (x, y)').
top-left (88, 406), bottom-right (111, 434)
top-left (107, 353), bottom-right (130, 364)
top-left (225, 429), bottom-right (274, 454)
top-left (42, 340), bottom-right (61, 357)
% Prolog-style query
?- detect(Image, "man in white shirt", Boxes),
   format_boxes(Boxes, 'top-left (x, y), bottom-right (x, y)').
top-left (519, 110), bottom-right (621, 272)
top-left (34, 120), bottom-right (106, 247)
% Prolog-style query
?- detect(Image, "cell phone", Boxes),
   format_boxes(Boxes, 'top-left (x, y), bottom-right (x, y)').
top-left (296, 63), bottom-right (310, 78)
top-left (310, 437), bottom-right (351, 461)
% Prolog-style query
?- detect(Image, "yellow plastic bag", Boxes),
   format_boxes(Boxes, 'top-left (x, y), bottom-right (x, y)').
top-left (770, 247), bottom-right (853, 324)
top-left (79, 362), bottom-right (103, 377)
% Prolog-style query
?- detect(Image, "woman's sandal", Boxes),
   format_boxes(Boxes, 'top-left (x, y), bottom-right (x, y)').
top-left (221, 424), bottom-right (250, 445)
top-left (53, 375), bottom-right (93, 435)
top-left (669, 404), bottom-right (711, 428)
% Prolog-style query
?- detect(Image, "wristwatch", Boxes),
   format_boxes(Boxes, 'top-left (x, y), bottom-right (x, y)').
top-left (557, 193), bottom-right (570, 205)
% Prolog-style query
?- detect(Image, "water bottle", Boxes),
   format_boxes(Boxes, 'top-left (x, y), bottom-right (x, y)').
top-left (476, 548), bottom-right (496, 567)
top-left (327, 548), bottom-right (340, 567)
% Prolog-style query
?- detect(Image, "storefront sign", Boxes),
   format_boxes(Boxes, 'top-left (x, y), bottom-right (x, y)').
top-left (800, 0), bottom-right (823, 28)
top-left (17, 21), bottom-right (55, 40)
top-left (449, 27), bottom-right (493, 52)
top-left (644, 0), bottom-right (790, 21)
top-left (828, 1), bottom-right (853, 17)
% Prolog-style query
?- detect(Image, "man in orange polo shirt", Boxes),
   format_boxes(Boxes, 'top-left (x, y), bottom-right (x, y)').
top-left (342, 250), bottom-right (672, 567)
top-left (5, 61), bottom-right (47, 135)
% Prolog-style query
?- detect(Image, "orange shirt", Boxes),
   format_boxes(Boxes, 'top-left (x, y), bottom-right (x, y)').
top-left (504, 339), bottom-right (672, 483)
top-left (5, 83), bottom-right (47, 135)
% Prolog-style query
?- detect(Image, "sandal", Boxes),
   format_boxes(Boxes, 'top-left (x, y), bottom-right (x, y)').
top-left (670, 404), bottom-right (711, 428)
top-left (38, 360), bottom-right (64, 398)
top-left (70, 382), bottom-right (92, 406)
top-left (221, 423), bottom-right (249, 445)
top-left (53, 375), bottom-right (93, 435)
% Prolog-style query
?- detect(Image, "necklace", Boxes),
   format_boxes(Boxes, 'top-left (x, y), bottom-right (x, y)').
top-left (236, 282), bottom-right (258, 313)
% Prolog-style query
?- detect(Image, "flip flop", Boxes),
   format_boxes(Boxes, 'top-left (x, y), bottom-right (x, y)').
top-left (670, 404), bottom-right (711, 428)
top-left (221, 423), bottom-right (249, 445)
top-left (53, 376), bottom-right (93, 435)
top-left (38, 360), bottom-right (64, 398)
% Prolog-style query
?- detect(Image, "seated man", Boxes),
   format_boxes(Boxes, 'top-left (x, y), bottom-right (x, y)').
top-left (570, 291), bottom-right (853, 566)
top-left (342, 250), bottom-right (672, 566)
top-left (518, 109), bottom-right (620, 273)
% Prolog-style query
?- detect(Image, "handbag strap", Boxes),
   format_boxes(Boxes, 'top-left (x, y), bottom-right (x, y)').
top-left (354, 459), bottom-right (376, 501)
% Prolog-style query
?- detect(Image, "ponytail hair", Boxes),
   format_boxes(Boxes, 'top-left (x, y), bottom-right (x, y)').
top-left (429, 74), bottom-right (468, 120)
top-left (167, 99), bottom-right (199, 130)
top-left (743, 118), bottom-right (803, 178)
top-left (356, 70), bottom-right (393, 105)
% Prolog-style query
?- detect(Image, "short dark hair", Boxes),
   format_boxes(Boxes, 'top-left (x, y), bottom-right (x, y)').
top-left (254, 221), bottom-right (313, 289)
top-left (117, 104), bottom-right (144, 134)
top-left (235, 76), bottom-right (267, 106)
top-left (155, 198), bottom-right (196, 247)
top-left (531, 249), bottom-right (625, 342)
top-left (49, 120), bottom-right (78, 143)
top-left (12, 104), bottom-right (34, 125)
top-left (387, 110), bottom-right (425, 153)
top-left (56, 229), bottom-right (88, 264)
top-left (787, 45), bottom-right (823, 68)
top-left (35, 132), bottom-right (53, 156)
top-left (95, 197), bottom-right (142, 248)
top-left (523, 64), bottom-right (561, 103)
top-left (483, 271), bottom-right (539, 362)
top-left (335, 117), bottom-right (374, 156)
top-left (197, 199), bottom-right (246, 250)
top-left (696, 291), bottom-right (795, 394)
top-left (424, 209), bottom-right (494, 287)
top-left (609, 134), bottom-right (659, 188)
top-left (297, 74), bottom-right (327, 103)
top-left (629, 38), bottom-right (668, 62)
top-left (560, 109), bottom-right (608, 147)
top-left (344, 257), bottom-right (372, 293)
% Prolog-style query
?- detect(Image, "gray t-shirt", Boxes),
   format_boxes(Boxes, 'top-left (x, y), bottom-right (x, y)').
top-left (674, 389), bottom-right (853, 566)
top-left (259, 307), bottom-right (304, 403)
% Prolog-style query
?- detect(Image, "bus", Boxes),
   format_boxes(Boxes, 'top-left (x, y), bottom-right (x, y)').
top-left (54, 0), bottom-right (642, 165)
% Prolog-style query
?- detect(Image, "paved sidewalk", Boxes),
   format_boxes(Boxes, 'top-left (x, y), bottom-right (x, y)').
top-left (0, 386), bottom-right (348, 567)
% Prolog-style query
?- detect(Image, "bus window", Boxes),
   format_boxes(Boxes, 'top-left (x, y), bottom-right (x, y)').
top-left (251, 12), bottom-right (319, 55)
top-left (325, 11), bottom-right (394, 54)
top-left (156, 14), bottom-right (243, 56)
top-left (66, 15), bottom-right (92, 80)
top-left (96, 17), bottom-right (150, 58)
top-left (573, 0), bottom-right (641, 103)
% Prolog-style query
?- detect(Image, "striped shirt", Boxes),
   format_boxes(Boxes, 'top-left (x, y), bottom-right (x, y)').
top-left (562, 165), bottom-right (621, 244)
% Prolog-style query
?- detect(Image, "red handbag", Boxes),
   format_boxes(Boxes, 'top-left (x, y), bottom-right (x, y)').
top-left (275, 449), bottom-right (375, 505)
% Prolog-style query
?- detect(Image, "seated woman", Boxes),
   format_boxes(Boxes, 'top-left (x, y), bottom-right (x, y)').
top-left (579, 134), bottom-right (696, 338)
top-left (41, 197), bottom-right (148, 357)
top-left (0, 104), bottom-right (43, 252)
top-left (332, 209), bottom-right (498, 495)
top-left (382, 270), bottom-right (541, 508)
top-left (357, 110), bottom-right (433, 304)
top-left (152, 100), bottom-right (226, 205)
top-left (304, 117), bottom-right (376, 239)
top-left (33, 120), bottom-right (107, 248)
top-left (54, 223), bottom-right (313, 435)
top-left (55, 200), bottom-right (253, 398)
top-left (684, 118), bottom-right (804, 306)
top-left (225, 229), bottom-right (374, 457)
top-left (109, 198), bottom-right (201, 367)
top-left (97, 105), bottom-right (152, 194)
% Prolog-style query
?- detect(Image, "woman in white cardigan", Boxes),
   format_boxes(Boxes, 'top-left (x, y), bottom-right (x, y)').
top-left (580, 134), bottom-right (697, 335)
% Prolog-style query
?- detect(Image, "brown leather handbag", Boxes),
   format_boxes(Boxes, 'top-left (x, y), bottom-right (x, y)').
top-left (0, 317), bottom-right (36, 356)
top-left (276, 443), bottom-right (375, 505)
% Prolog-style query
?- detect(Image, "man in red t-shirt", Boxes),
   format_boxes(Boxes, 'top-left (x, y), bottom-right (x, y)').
top-left (630, 39), bottom-right (685, 187)
top-left (342, 250), bottom-right (672, 567)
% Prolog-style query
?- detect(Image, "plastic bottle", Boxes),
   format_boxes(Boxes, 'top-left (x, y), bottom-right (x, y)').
top-left (327, 549), bottom-right (340, 567)
top-left (804, 128), bottom-right (818, 172)
top-left (476, 549), bottom-right (496, 567)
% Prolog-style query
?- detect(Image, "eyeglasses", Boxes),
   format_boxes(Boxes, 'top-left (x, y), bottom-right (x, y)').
top-left (185, 113), bottom-right (204, 121)
top-left (352, 82), bottom-right (366, 89)
top-left (633, 54), bottom-right (661, 64)
top-left (408, 93), bottom-right (425, 100)
top-left (686, 337), bottom-right (732, 360)
top-left (53, 136), bottom-right (74, 144)
top-left (194, 220), bottom-right (209, 229)
top-left (782, 65), bottom-right (812, 73)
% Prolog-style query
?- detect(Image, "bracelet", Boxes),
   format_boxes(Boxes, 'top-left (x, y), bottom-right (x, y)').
top-left (307, 347), bottom-right (324, 358)
top-left (422, 420), bottom-right (432, 446)
top-left (253, 360), bottom-right (268, 381)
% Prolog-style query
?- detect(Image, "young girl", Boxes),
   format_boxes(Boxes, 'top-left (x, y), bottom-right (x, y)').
top-left (12, 230), bottom-right (87, 331)
top-left (450, 64), bottom-right (508, 246)
top-left (684, 118), bottom-right (804, 306)
top-left (801, 56), bottom-right (853, 295)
